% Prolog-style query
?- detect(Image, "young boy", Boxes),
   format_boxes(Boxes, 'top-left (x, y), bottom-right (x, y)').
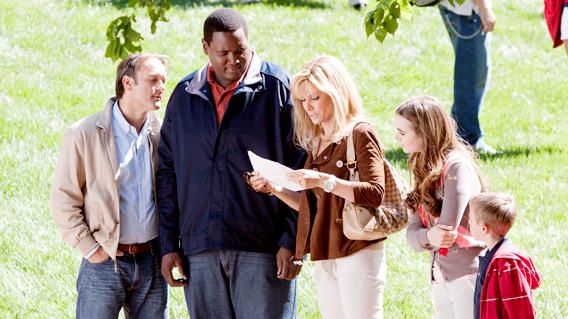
top-left (469, 192), bottom-right (542, 319)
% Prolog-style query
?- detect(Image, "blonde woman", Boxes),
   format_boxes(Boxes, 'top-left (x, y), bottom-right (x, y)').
top-left (395, 95), bottom-right (488, 319)
top-left (250, 55), bottom-right (387, 319)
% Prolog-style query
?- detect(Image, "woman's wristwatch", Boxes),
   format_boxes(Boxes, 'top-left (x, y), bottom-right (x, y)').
top-left (324, 175), bottom-right (336, 193)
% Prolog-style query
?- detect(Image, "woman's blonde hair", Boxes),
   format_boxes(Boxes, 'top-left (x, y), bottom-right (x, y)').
top-left (290, 55), bottom-right (367, 151)
top-left (395, 95), bottom-right (488, 216)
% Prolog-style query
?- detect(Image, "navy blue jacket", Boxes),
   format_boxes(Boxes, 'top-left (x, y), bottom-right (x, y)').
top-left (157, 54), bottom-right (306, 257)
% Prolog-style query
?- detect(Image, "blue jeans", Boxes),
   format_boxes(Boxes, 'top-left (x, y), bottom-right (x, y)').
top-left (76, 252), bottom-right (168, 319)
top-left (183, 250), bottom-right (297, 319)
top-left (439, 6), bottom-right (491, 147)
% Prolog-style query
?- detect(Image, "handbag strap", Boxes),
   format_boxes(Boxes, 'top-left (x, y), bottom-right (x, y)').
top-left (346, 121), bottom-right (369, 181)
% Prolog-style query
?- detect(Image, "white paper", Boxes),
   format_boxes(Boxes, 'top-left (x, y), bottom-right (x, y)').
top-left (247, 151), bottom-right (305, 192)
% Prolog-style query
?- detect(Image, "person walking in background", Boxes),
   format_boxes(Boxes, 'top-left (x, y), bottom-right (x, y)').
top-left (469, 192), bottom-right (542, 319)
top-left (438, 0), bottom-right (498, 154)
top-left (545, 0), bottom-right (568, 56)
top-left (50, 53), bottom-right (170, 319)
top-left (157, 8), bottom-right (306, 319)
top-left (397, 95), bottom-right (487, 319)
top-left (251, 55), bottom-right (388, 319)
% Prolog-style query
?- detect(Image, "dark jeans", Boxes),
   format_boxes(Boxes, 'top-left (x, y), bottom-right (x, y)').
top-left (183, 250), bottom-right (297, 319)
top-left (76, 252), bottom-right (168, 319)
top-left (440, 6), bottom-right (492, 147)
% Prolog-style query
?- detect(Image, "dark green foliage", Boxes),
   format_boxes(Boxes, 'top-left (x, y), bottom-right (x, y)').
top-left (362, 0), bottom-right (465, 44)
top-left (105, 0), bottom-right (171, 62)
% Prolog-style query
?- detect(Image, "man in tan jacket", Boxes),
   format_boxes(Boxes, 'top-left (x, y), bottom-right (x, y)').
top-left (50, 53), bottom-right (170, 319)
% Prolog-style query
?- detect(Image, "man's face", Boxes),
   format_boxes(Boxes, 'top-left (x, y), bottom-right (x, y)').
top-left (202, 28), bottom-right (251, 89)
top-left (128, 57), bottom-right (167, 112)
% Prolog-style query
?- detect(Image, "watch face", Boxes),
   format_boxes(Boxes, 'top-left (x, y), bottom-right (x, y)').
top-left (324, 181), bottom-right (334, 192)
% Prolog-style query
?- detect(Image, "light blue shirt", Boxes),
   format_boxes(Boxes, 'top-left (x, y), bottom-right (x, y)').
top-left (112, 101), bottom-right (158, 244)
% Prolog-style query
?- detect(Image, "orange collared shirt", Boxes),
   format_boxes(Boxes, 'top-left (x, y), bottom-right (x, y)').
top-left (206, 56), bottom-right (252, 126)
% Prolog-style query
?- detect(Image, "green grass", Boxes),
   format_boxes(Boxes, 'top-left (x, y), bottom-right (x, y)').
top-left (1, 0), bottom-right (567, 317)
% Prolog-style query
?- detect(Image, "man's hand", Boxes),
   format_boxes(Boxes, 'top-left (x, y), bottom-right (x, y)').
top-left (276, 247), bottom-right (302, 280)
top-left (88, 246), bottom-right (121, 263)
top-left (426, 224), bottom-right (458, 248)
top-left (474, 0), bottom-right (496, 32)
top-left (161, 252), bottom-right (188, 287)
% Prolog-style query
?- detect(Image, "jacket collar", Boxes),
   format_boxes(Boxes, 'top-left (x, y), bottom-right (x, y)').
top-left (96, 96), bottom-right (160, 135)
top-left (186, 51), bottom-right (264, 97)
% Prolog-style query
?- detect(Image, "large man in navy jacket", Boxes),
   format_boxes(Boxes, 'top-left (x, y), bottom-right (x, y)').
top-left (157, 8), bottom-right (306, 319)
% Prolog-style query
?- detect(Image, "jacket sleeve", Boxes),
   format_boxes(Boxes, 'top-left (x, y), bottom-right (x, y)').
top-left (498, 259), bottom-right (537, 319)
top-left (278, 81), bottom-right (306, 251)
top-left (351, 123), bottom-right (385, 207)
top-left (156, 93), bottom-right (182, 257)
top-left (406, 209), bottom-right (435, 252)
top-left (437, 161), bottom-right (478, 228)
top-left (50, 127), bottom-right (98, 257)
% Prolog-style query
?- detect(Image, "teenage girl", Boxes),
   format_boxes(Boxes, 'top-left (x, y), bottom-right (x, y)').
top-left (395, 95), bottom-right (488, 319)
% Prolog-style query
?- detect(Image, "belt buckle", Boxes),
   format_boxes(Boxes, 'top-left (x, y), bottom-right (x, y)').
top-left (128, 244), bottom-right (135, 255)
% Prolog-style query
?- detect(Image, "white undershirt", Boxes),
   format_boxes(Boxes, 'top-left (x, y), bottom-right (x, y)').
top-left (439, 0), bottom-right (479, 16)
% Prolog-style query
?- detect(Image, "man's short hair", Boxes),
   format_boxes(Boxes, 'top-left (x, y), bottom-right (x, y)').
top-left (470, 192), bottom-right (517, 237)
top-left (203, 8), bottom-right (248, 44)
top-left (115, 53), bottom-right (171, 99)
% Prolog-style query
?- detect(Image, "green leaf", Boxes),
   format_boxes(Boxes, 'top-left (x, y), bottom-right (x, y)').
top-left (365, 20), bottom-right (374, 38)
top-left (151, 21), bottom-right (157, 34)
top-left (373, 8), bottom-right (385, 28)
top-left (148, 9), bottom-right (157, 21)
top-left (120, 44), bottom-right (128, 60)
top-left (128, 0), bottom-right (138, 8)
top-left (447, 0), bottom-right (455, 6)
top-left (112, 39), bottom-right (121, 61)
top-left (390, 1), bottom-right (401, 19)
top-left (364, 10), bottom-right (375, 25)
top-left (125, 24), bottom-right (142, 43)
top-left (374, 27), bottom-right (387, 44)
top-left (164, 0), bottom-right (171, 10)
top-left (400, 2), bottom-right (412, 21)
top-left (383, 15), bottom-right (398, 35)
top-left (104, 41), bottom-right (115, 60)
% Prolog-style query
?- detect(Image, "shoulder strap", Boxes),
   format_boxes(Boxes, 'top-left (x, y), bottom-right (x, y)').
top-left (346, 121), bottom-right (369, 181)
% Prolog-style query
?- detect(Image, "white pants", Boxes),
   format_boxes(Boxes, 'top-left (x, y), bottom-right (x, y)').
top-left (431, 279), bottom-right (476, 319)
top-left (314, 241), bottom-right (387, 319)
top-left (561, 7), bottom-right (568, 41)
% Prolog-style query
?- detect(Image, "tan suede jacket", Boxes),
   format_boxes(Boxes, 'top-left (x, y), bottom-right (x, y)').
top-left (50, 97), bottom-right (161, 260)
top-left (295, 123), bottom-right (386, 261)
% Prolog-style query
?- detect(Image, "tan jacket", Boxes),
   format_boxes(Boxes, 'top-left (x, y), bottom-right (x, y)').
top-left (295, 123), bottom-right (386, 261)
top-left (50, 97), bottom-right (161, 260)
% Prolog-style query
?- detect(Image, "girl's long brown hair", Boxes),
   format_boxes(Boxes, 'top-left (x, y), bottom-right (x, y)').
top-left (396, 96), bottom-right (488, 217)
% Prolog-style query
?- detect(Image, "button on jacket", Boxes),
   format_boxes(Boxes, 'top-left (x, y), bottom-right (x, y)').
top-left (50, 97), bottom-right (161, 260)
top-left (295, 123), bottom-right (386, 261)
top-left (157, 54), bottom-right (306, 257)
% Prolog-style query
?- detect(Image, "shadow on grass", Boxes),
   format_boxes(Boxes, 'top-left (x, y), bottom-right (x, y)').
top-left (477, 145), bottom-right (565, 161)
top-left (87, 0), bottom-right (329, 10)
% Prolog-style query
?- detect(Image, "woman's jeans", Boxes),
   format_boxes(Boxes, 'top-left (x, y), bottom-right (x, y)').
top-left (440, 6), bottom-right (492, 148)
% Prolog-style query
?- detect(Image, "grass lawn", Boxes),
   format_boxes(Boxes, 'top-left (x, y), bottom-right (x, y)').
top-left (1, 0), bottom-right (567, 317)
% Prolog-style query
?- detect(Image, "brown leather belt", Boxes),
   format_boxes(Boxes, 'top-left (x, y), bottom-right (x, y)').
top-left (118, 238), bottom-right (158, 255)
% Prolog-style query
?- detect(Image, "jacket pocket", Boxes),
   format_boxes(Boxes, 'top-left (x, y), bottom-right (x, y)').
top-left (84, 201), bottom-right (102, 233)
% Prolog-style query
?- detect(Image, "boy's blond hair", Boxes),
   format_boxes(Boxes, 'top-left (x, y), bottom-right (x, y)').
top-left (470, 192), bottom-right (517, 237)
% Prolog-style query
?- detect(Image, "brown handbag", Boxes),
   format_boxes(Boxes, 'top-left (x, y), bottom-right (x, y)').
top-left (342, 125), bottom-right (411, 240)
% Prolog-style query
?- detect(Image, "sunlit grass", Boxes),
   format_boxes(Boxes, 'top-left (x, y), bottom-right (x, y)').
top-left (1, 0), bottom-right (567, 317)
